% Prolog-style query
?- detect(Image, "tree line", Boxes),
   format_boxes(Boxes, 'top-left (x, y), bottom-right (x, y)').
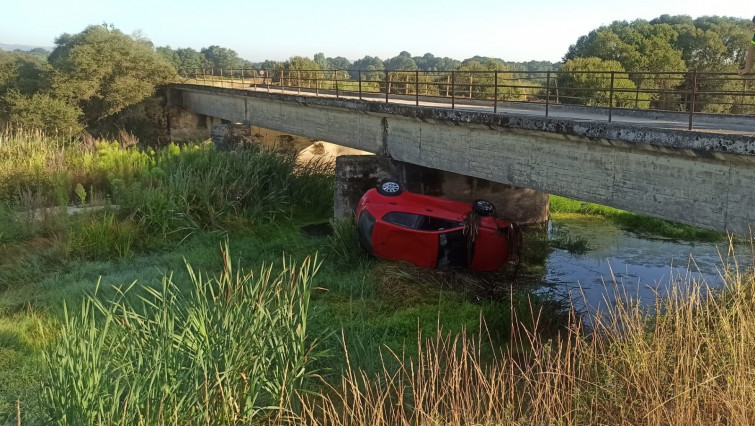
top-left (0, 15), bottom-right (752, 141)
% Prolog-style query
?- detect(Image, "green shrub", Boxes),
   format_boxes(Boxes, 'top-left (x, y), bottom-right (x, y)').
top-left (4, 91), bottom-right (84, 137)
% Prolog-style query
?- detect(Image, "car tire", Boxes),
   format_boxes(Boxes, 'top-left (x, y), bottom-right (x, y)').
top-left (377, 181), bottom-right (403, 196)
top-left (472, 199), bottom-right (496, 216)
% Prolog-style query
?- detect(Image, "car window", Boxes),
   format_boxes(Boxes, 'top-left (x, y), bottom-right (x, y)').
top-left (419, 216), bottom-right (463, 231)
top-left (382, 212), bottom-right (423, 229)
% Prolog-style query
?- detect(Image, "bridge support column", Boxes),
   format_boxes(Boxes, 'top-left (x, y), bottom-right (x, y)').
top-left (335, 155), bottom-right (549, 225)
top-left (168, 106), bottom-right (223, 142)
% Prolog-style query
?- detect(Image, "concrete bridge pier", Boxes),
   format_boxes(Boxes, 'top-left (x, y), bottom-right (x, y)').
top-left (335, 155), bottom-right (549, 225)
top-left (168, 105), bottom-right (225, 142)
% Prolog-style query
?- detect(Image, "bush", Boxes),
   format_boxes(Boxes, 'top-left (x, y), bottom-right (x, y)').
top-left (4, 91), bottom-right (83, 137)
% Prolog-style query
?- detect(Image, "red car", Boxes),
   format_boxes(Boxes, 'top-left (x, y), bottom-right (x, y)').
top-left (356, 181), bottom-right (517, 271)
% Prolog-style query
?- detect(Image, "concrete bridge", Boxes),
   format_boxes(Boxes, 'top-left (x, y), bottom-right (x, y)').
top-left (165, 84), bottom-right (755, 236)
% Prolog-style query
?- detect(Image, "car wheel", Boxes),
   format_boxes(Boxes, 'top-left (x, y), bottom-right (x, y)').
top-left (472, 199), bottom-right (496, 216)
top-left (377, 181), bottom-right (403, 196)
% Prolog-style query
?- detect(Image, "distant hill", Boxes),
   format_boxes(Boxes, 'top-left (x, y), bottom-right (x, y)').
top-left (0, 43), bottom-right (51, 52)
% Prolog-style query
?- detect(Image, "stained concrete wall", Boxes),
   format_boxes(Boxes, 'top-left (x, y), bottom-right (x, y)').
top-left (168, 106), bottom-right (223, 142)
top-left (335, 155), bottom-right (549, 224)
top-left (166, 85), bottom-right (755, 236)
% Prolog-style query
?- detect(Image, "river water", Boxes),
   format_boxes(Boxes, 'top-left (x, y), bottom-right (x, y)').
top-left (542, 217), bottom-right (752, 322)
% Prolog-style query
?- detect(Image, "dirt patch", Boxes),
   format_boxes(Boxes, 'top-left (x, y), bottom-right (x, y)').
top-left (297, 141), bottom-right (371, 166)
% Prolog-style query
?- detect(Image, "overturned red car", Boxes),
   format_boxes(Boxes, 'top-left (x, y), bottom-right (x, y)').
top-left (356, 181), bottom-right (518, 271)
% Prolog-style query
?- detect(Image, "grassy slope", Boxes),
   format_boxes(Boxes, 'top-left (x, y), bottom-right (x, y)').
top-left (0, 214), bottom-right (541, 422)
top-left (550, 195), bottom-right (725, 241)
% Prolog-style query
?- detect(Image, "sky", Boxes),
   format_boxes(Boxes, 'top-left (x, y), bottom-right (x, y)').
top-left (1, 0), bottom-right (750, 63)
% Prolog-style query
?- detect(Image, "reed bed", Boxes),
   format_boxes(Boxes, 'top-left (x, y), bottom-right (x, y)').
top-left (296, 243), bottom-right (755, 425)
top-left (40, 242), bottom-right (324, 425)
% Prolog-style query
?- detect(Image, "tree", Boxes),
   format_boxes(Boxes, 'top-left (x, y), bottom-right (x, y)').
top-left (313, 52), bottom-right (328, 70)
top-left (452, 59), bottom-right (524, 101)
top-left (286, 56), bottom-right (322, 88)
top-left (0, 51), bottom-right (52, 96)
top-left (176, 48), bottom-right (208, 73)
top-left (326, 56), bottom-right (351, 79)
top-left (384, 51), bottom-right (418, 71)
top-left (327, 56), bottom-right (351, 70)
top-left (156, 46), bottom-right (180, 71)
top-left (564, 20), bottom-right (686, 74)
top-left (564, 15), bottom-right (752, 113)
top-left (22, 48), bottom-right (50, 59)
top-left (201, 45), bottom-right (242, 70)
top-left (47, 24), bottom-right (174, 124)
top-left (557, 57), bottom-right (649, 108)
top-left (350, 56), bottom-right (384, 81)
top-left (413, 53), bottom-right (460, 72)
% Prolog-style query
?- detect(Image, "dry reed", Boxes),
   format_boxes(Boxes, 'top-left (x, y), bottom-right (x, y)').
top-left (294, 239), bottom-right (755, 425)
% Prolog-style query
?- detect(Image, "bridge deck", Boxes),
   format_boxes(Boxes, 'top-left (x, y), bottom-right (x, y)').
top-left (240, 85), bottom-right (755, 137)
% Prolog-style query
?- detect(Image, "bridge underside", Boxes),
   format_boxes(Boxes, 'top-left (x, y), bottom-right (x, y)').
top-left (167, 85), bottom-right (755, 236)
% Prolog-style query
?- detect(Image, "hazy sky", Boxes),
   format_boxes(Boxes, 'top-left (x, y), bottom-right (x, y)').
top-left (1, 0), bottom-right (750, 63)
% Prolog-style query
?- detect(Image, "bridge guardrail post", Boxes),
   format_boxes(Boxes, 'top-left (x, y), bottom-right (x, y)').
top-left (608, 71), bottom-right (614, 123)
top-left (358, 70), bottom-right (362, 100)
top-left (688, 70), bottom-right (697, 130)
top-left (545, 71), bottom-right (550, 117)
top-left (385, 70), bottom-right (389, 103)
top-left (493, 71), bottom-right (498, 113)
top-left (335, 71), bottom-right (339, 99)
top-left (451, 71), bottom-right (455, 109)
top-left (416, 70), bottom-right (419, 106)
top-left (741, 77), bottom-right (747, 111)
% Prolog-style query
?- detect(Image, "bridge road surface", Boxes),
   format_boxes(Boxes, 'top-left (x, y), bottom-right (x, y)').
top-left (240, 84), bottom-right (755, 138)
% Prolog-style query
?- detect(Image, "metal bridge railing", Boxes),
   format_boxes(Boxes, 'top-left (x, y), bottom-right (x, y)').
top-left (175, 68), bottom-right (755, 131)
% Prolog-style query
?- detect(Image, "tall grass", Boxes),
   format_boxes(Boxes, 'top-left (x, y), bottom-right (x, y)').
top-left (41, 242), bottom-right (324, 425)
top-left (0, 132), bottom-right (334, 255)
top-left (296, 244), bottom-right (755, 424)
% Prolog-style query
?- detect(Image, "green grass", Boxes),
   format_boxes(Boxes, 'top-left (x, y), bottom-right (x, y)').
top-left (550, 195), bottom-right (725, 242)
top-left (1, 220), bottom-right (563, 423)
top-left (0, 134), bottom-right (565, 423)
top-left (41, 241), bottom-right (323, 425)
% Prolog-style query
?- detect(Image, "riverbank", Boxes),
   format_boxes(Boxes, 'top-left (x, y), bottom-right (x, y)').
top-left (0, 134), bottom-right (563, 423)
top-left (1, 132), bottom-right (753, 423)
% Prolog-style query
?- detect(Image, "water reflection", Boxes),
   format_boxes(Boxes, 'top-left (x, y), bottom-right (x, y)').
top-left (542, 217), bottom-right (751, 323)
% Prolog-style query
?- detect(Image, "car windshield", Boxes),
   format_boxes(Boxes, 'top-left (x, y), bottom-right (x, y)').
top-left (383, 212), bottom-right (463, 231)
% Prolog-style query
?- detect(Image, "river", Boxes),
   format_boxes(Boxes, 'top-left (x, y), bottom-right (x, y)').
top-left (542, 216), bottom-right (752, 323)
